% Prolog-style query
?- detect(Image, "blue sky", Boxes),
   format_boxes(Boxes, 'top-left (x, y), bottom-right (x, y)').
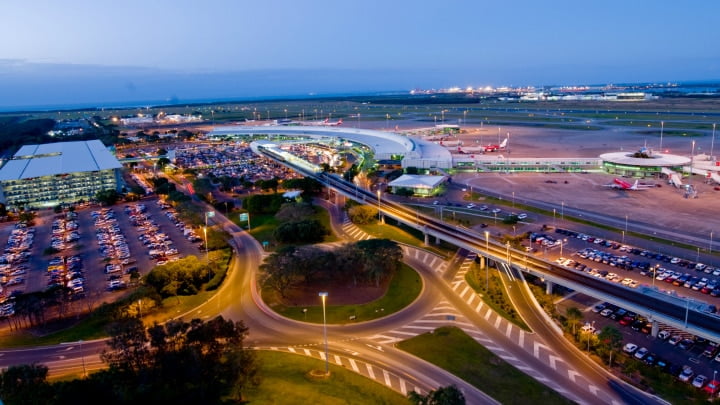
top-left (1, 0), bottom-right (719, 109)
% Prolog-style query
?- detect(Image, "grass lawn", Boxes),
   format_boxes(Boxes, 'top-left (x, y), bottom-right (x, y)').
top-left (266, 263), bottom-right (422, 324)
top-left (244, 351), bottom-right (407, 404)
top-left (465, 266), bottom-right (530, 331)
top-left (397, 326), bottom-right (573, 404)
top-left (242, 204), bottom-right (338, 251)
top-left (356, 219), bottom-right (455, 258)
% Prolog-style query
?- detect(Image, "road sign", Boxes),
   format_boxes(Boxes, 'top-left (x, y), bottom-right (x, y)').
top-left (239, 213), bottom-right (248, 221)
top-left (206, 211), bottom-right (215, 218)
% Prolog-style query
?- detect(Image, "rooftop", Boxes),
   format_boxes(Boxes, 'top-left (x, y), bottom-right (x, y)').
top-left (0, 140), bottom-right (122, 181)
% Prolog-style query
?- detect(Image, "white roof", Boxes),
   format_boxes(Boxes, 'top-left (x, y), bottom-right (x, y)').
top-left (388, 174), bottom-right (446, 189)
top-left (208, 125), bottom-right (454, 169)
top-left (599, 151), bottom-right (690, 167)
top-left (0, 140), bottom-right (122, 181)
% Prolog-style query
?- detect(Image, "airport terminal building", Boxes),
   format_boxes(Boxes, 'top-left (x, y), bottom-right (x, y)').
top-left (0, 140), bottom-right (122, 208)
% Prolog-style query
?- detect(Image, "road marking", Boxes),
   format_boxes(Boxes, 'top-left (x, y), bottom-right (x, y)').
top-left (533, 341), bottom-right (550, 358)
top-left (415, 250), bottom-right (420, 259)
top-left (349, 358), bottom-right (359, 372)
top-left (400, 379), bottom-right (407, 395)
top-left (429, 256), bottom-right (438, 267)
top-left (319, 351), bottom-right (326, 360)
top-left (568, 369), bottom-right (580, 383)
top-left (518, 330), bottom-right (525, 348)
top-left (484, 308), bottom-right (493, 320)
top-left (366, 363), bottom-right (376, 379)
top-left (303, 348), bottom-right (311, 356)
top-left (342, 348), bottom-right (359, 356)
top-left (383, 369), bottom-right (391, 386)
top-left (451, 281), bottom-right (463, 290)
top-left (334, 355), bottom-right (342, 365)
top-left (459, 285), bottom-right (470, 298)
top-left (288, 347), bottom-right (296, 353)
top-left (403, 325), bottom-right (436, 330)
top-left (505, 323), bottom-right (513, 338)
top-left (475, 301), bottom-right (484, 312)
top-left (366, 344), bottom-right (384, 352)
top-left (548, 355), bottom-right (561, 370)
top-left (422, 252), bottom-right (429, 263)
top-left (270, 347), bottom-right (278, 351)
top-left (589, 385), bottom-right (600, 396)
top-left (494, 315), bottom-right (502, 329)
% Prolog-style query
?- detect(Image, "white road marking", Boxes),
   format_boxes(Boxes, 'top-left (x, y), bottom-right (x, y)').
top-left (366, 363), bottom-right (376, 379)
top-left (475, 301), bottom-right (484, 312)
top-left (334, 355), bottom-right (342, 365)
top-left (459, 285), bottom-right (470, 298)
top-left (400, 379), bottom-right (407, 395)
top-left (288, 347), bottom-right (296, 353)
top-left (568, 369), bottom-right (580, 383)
top-left (383, 369), bottom-right (391, 386)
top-left (548, 355), bottom-right (561, 370)
top-left (518, 330), bottom-right (525, 348)
top-left (349, 358), bottom-right (359, 372)
top-left (319, 351), bottom-right (326, 360)
top-left (303, 348), bottom-right (311, 356)
top-left (505, 323), bottom-right (513, 338)
top-left (494, 315), bottom-right (502, 329)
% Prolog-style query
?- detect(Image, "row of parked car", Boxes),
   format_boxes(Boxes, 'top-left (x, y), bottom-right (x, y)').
top-left (156, 200), bottom-right (203, 244)
top-left (125, 203), bottom-right (178, 266)
top-left (50, 212), bottom-right (80, 251)
top-left (0, 222), bottom-right (35, 292)
top-left (623, 332), bottom-right (720, 395)
top-left (46, 255), bottom-right (85, 295)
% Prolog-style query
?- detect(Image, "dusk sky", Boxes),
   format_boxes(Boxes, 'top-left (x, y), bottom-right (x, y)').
top-left (1, 0), bottom-right (719, 109)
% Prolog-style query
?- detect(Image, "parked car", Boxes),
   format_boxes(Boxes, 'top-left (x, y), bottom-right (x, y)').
top-left (623, 343), bottom-right (638, 355)
top-left (634, 347), bottom-right (649, 360)
top-left (692, 374), bottom-right (707, 388)
top-left (679, 366), bottom-right (694, 383)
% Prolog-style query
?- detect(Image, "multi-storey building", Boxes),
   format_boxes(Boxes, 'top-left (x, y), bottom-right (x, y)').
top-left (0, 140), bottom-right (122, 208)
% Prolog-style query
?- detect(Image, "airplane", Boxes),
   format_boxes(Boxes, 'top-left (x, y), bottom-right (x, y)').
top-left (300, 118), bottom-right (343, 126)
top-left (484, 138), bottom-right (508, 152)
top-left (603, 178), bottom-right (654, 191)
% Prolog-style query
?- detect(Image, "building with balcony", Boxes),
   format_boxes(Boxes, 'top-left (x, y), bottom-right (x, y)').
top-left (0, 140), bottom-right (122, 208)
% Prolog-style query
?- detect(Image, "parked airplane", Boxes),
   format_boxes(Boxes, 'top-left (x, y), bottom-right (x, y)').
top-left (604, 178), bottom-right (654, 190)
top-left (484, 138), bottom-right (508, 152)
top-left (300, 118), bottom-right (343, 126)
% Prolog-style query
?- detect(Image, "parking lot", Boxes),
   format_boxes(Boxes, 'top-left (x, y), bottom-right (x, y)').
top-left (0, 196), bottom-right (203, 313)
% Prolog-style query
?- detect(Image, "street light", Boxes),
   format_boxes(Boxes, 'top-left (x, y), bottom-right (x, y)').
top-left (711, 231), bottom-right (714, 255)
top-left (659, 121), bottom-right (664, 151)
top-left (622, 230), bottom-right (625, 245)
top-left (712, 123), bottom-right (716, 159)
top-left (625, 215), bottom-right (628, 236)
top-left (561, 201), bottom-right (565, 221)
top-left (318, 292), bottom-right (329, 375)
top-left (79, 339), bottom-right (87, 377)
top-left (484, 231), bottom-right (490, 291)
top-left (376, 190), bottom-right (384, 224)
top-left (553, 208), bottom-right (556, 228)
top-left (512, 191), bottom-right (515, 208)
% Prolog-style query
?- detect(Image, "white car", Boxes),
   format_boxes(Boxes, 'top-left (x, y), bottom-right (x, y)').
top-left (466, 203), bottom-right (476, 208)
top-left (623, 343), bottom-right (638, 354)
top-left (491, 208), bottom-right (501, 214)
top-left (634, 347), bottom-right (649, 360)
top-left (517, 213), bottom-right (528, 220)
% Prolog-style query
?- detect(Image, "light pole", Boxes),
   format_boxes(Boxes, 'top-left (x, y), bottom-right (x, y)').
top-left (377, 190), bottom-right (384, 224)
top-left (561, 201), bottom-right (564, 221)
top-left (506, 241), bottom-right (511, 267)
top-left (386, 113), bottom-right (390, 129)
top-left (512, 191), bottom-right (515, 209)
top-left (625, 215), bottom-right (628, 236)
top-left (553, 208), bottom-right (556, 228)
top-left (652, 265), bottom-right (659, 288)
top-left (685, 297), bottom-right (691, 328)
top-left (711, 123), bottom-right (717, 160)
top-left (711, 231), bottom-right (714, 255)
top-left (484, 231), bottom-right (490, 291)
top-left (463, 110), bottom-right (467, 126)
top-left (79, 339), bottom-right (87, 377)
top-left (690, 140), bottom-right (696, 189)
top-left (659, 121), bottom-right (664, 151)
top-left (319, 292), bottom-right (329, 375)
top-left (622, 230), bottom-right (625, 245)
top-left (559, 240), bottom-right (563, 258)
top-left (203, 226), bottom-right (209, 262)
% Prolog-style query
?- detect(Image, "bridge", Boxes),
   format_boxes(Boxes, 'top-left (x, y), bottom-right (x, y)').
top-left (251, 141), bottom-right (720, 342)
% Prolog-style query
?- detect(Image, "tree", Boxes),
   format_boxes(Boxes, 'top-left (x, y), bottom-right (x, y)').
top-left (348, 205), bottom-right (379, 224)
top-left (273, 219), bottom-right (327, 244)
top-left (0, 363), bottom-right (52, 405)
top-left (275, 202), bottom-right (315, 222)
top-left (405, 166), bottom-right (419, 175)
top-left (156, 157), bottom-right (170, 169)
top-left (259, 246), bottom-right (304, 298)
top-left (408, 384), bottom-right (465, 405)
top-left (356, 239), bottom-right (402, 286)
top-left (565, 306), bottom-right (584, 336)
top-left (95, 189), bottom-right (121, 206)
top-left (597, 325), bottom-right (623, 366)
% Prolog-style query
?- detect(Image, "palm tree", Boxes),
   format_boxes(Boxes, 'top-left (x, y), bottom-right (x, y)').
top-left (566, 306), bottom-right (584, 336)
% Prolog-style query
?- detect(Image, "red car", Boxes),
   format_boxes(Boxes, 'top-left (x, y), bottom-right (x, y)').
top-left (619, 316), bottom-right (634, 326)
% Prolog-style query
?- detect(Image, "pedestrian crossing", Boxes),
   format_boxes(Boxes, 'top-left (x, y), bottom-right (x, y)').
top-left (255, 346), bottom-right (424, 397)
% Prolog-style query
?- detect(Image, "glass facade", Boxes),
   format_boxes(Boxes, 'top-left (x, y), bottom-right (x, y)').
top-left (0, 169), bottom-right (119, 208)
